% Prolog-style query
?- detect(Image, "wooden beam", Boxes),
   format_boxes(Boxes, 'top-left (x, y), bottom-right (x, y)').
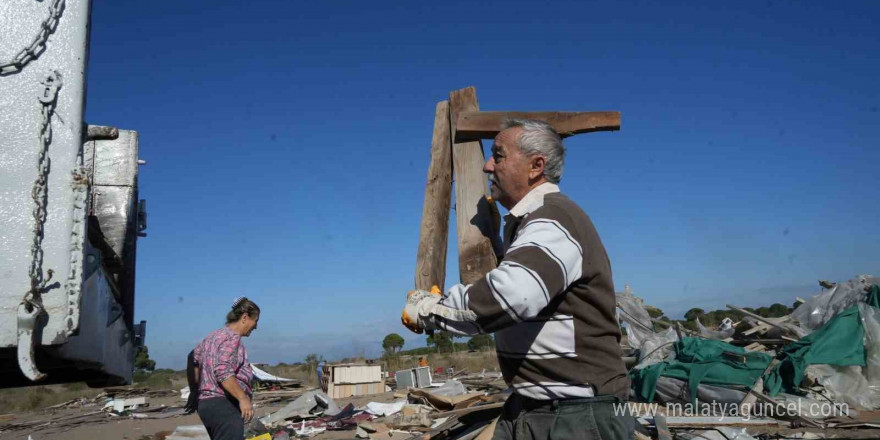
top-left (454, 111), bottom-right (621, 142)
top-left (449, 87), bottom-right (500, 284)
top-left (415, 101), bottom-right (453, 291)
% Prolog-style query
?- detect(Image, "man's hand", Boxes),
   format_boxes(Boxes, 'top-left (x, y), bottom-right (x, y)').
top-left (239, 397), bottom-right (254, 422)
top-left (401, 286), bottom-right (442, 334)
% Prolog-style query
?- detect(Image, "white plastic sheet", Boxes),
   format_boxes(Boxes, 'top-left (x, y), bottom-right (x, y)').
top-left (792, 275), bottom-right (878, 332)
top-left (251, 364), bottom-right (295, 382)
top-left (616, 286), bottom-right (656, 350)
top-left (859, 303), bottom-right (880, 407)
top-left (636, 326), bottom-right (679, 368)
top-left (696, 317), bottom-right (735, 340)
top-left (803, 304), bottom-right (880, 411)
top-left (425, 379), bottom-right (468, 397)
top-left (364, 399), bottom-right (407, 417)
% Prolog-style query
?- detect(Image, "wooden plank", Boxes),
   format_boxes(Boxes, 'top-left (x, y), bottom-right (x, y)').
top-left (449, 87), bottom-right (500, 284)
top-left (455, 111), bottom-right (621, 141)
top-left (415, 101), bottom-right (453, 291)
top-left (430, 402), bottom-right (505, 419)
top-left (727, 305), bottom-right (798, 337)
top-left (742, 323), bottom-right (771, 336)
top-left (474, 417), bottom-right (498, 440)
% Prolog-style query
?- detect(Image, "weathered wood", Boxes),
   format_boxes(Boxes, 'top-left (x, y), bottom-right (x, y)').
top-left (449, 87), bottom-right (500, 285)
top-left (455, 111), bottom-right (621, 141)
top-left (415, 101), bottom-right (453, 291)
top-left (726, 305), bottom-right (800, 338)
top-left (430, 402), bottom-right (505, 420)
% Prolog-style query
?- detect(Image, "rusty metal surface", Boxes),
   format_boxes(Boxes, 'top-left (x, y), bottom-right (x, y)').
top-left (0, 0), bottom-right (92, 348)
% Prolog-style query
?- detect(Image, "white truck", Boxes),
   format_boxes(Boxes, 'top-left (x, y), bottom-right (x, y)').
top-left (1, 0), bottom-right (146, 387)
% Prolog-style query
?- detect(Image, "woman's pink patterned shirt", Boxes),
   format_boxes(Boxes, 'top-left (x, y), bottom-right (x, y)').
top-left (193, 327), bottom-right (253, 400)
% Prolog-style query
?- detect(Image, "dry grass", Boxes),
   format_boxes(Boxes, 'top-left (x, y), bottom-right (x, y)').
top-left (132, 369), bottom-right (187, 391)
top-left (0, 369), bottom-right (190, 414)
top-left (258, 351), bottom-right (499, 388)
top-left (0, 383), bottom-right (103, 413)
top-left (260, 363), bottom-right (320, 387)
top-left (385, 350), bottom-right (499, 375)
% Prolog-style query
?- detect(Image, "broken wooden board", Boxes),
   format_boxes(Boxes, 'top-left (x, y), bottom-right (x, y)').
top-left (405, 403), bottom-right (505, 440)
top-left (415, 100), bottom-right (453, 291)
top-left (408, 388), bottom-right (486, 411)
top-left (449, 87), bottom-right (500, 284)
top-left (454, 111), bottom-right (620, 141)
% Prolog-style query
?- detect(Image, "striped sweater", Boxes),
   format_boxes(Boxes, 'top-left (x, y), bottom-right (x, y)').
top-left (436, 183), bottom-right (628, 400)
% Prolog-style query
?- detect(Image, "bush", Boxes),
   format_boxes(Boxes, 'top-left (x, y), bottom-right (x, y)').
top-left (132, 370), bottom-right (151, 383)
top-left (467, 334), bottom-right (494, 351)
top-left (146, 375), bottom-right (173, 389)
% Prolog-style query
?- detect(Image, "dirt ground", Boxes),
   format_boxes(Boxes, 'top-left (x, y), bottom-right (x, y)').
top-left (0, 390), bottom-right (404, 440)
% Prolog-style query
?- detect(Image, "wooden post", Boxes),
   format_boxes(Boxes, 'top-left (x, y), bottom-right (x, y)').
top-left (449, 87), bottom-right (500, 285)
top-left (415, 101), bottom-right (453, 291)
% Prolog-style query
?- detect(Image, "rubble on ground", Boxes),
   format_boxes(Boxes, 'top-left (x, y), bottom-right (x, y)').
top-left (4, 276), bottom-right (877, 439)
top-left (623, 275), bottom-right (880, 439)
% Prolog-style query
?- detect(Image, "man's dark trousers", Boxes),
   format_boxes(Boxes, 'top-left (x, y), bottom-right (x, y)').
top-left (492, 394), bottom-right (634, 440)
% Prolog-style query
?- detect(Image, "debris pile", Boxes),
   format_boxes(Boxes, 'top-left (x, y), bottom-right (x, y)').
top-left (622, 275), bottom-right (880, 439)
top-left (0, 386), bottom-right (188, 434)
top-left (6, 276), bottom-right (877, 440)
top-left (244, 377), bottom-right (506, 440)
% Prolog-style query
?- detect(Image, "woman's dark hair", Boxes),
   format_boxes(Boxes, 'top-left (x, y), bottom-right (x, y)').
top-left (226, 297), bottom-right (260, 323)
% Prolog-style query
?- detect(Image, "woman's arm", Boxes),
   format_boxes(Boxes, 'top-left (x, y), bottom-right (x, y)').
top-left (220, 377), bottom-right (253, 422)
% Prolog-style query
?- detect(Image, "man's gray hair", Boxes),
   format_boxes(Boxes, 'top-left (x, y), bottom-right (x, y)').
top-left (502, 118), bottom-right (566, 183)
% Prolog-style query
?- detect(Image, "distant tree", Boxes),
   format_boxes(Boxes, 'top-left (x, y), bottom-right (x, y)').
top-left (134, 346), bottom-right (156, 372)
top-left (467, 334), bottom-right (494, 351)
top-left (645, 306), bottom-right (665, 319)
top-left (382, 333), bottom-right (405, 354)
top-left (768, 303), bottom-right (791, 317)
top-left (684, 308), bottom-right (705, 321)
top-left (427, 331), bottom-right (453, 353)
top-left (304, 353), bottom-right (325, 365)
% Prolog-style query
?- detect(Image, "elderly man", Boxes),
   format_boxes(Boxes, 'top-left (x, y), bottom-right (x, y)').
top-left (403, 119), bottom-right (632, 439)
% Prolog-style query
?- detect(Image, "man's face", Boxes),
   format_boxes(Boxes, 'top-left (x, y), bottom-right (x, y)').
top-left (484, 127), bottom-right (533, 209)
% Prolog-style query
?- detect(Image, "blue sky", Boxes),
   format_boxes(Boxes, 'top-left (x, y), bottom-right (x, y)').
top-left (83, 1), bottom-right (879, 368)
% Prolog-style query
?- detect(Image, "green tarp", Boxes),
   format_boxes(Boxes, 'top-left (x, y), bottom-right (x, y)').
top-left (867, 284), bottom-right (880, 309)
top-left (631, 286), bottom-right (879, 403)
top-left (764, 305), bottom-right (866, 396)
top-left (631, 338), bottom-right (772, 403)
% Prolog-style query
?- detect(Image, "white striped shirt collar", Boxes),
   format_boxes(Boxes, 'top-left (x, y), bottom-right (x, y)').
top-left (508, 182), bottom-right (560, 217)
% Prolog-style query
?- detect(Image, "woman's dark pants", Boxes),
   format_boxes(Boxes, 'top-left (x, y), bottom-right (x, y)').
top-left (197, 397), bottom-right (244, 440)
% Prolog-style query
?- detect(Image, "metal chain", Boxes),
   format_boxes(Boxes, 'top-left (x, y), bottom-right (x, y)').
top-left (23, 70), bottom-right (63, 312)
top-left (0, 0), bottom-right (66, 77)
